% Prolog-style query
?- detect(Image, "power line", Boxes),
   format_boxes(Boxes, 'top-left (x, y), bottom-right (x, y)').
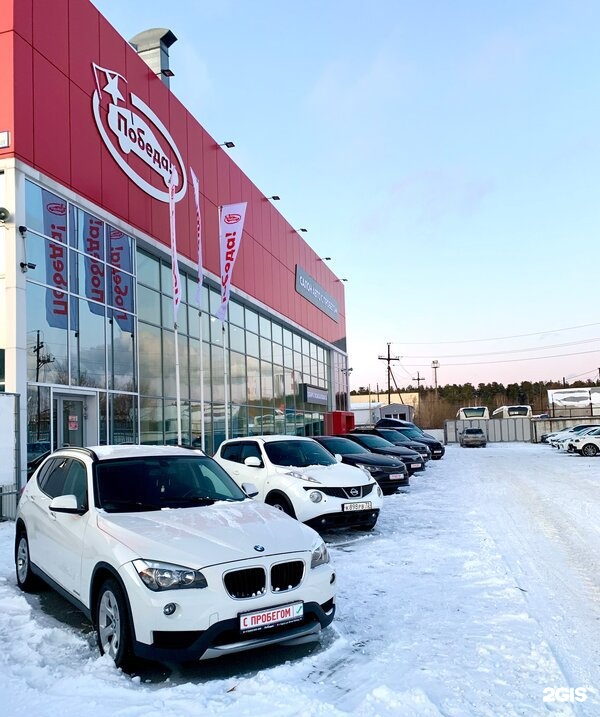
top-left (395, 347), bottom-right (600, 368)
top-left (396, 336), bottom-right (600, 360)
top-left (389, 322), bottom-right (600, 346)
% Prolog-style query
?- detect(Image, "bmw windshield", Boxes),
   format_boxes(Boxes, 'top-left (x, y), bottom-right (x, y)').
top-left (95, 456), bottom-right (247, 512)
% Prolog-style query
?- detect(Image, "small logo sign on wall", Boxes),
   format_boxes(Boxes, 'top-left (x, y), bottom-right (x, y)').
top-left (91, 63), bottom-right (187, 204)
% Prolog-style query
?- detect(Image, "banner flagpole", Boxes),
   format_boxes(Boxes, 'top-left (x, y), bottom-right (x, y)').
top-left (168, 167), bottom-right (182, 445)
top-left (190, 168), bottom-right (206, 451)
top-left (216, 201), bottom-right (247, 444)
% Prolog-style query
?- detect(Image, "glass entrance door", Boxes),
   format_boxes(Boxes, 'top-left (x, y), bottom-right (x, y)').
top-left (54, 397), bottom-right (87, 448)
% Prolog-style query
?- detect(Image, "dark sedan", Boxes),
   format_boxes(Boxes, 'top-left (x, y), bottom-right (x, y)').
top-left (377, 425), bottom-right (445, 460)
top-left (352, 427), bottom-right (432, 461)
top-left (341, 433), bottom-right (426, 474)
top-left (313, 436), bottom-right (409, 494)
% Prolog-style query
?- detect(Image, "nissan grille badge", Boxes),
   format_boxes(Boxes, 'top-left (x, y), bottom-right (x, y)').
top-left (254, 545), bottom-right (265, 552)
top-left (350, 488), bottom-right (359, 497)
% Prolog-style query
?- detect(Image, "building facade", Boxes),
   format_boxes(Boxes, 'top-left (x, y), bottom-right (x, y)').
top-left (0, 0), bottom-right (350, 487)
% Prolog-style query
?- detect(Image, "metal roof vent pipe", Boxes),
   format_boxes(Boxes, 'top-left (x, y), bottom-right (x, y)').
top-left (129, 28), bottom-right (177, 87)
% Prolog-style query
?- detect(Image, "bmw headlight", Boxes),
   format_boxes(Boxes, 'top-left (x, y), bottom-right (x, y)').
top-left (285, 470), bottom-right (321, 484)
top-left (132, 559), bottom-right (208, 591)
top-left (311, 541), bottom-right (330, 568)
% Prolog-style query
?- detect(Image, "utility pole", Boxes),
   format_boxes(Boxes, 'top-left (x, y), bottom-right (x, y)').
top-left (378, 343), bottom-right (400, 405)
top-left (431, 360), bottom-right (439, 398)
top-left (412, 371), bottom-right (424, 418)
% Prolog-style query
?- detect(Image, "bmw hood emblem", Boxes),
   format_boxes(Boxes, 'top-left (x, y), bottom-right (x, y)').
top-left (254, 545), bottom-right (265, 552)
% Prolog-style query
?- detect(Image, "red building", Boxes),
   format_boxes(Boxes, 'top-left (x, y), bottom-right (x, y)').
top-left (0, 0), bottom-right (350, 494)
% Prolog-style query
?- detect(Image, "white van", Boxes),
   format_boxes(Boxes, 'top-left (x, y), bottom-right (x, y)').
top-left (491, 405), bottom-right (532, 419)
top-left (456, 406), bottom-right (490, 420)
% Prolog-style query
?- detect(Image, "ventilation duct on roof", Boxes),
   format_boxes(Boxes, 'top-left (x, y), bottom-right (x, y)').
top-left (129, 28), bottom-right (177, 87)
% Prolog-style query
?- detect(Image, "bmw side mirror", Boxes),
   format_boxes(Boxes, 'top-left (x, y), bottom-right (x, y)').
top-left (242, 482), bottom-right (259, 498)
top-left (49, 494), bottom-right (86, 515)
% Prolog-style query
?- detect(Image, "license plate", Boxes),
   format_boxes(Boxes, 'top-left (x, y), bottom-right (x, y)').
top-left (410, 463), bottom-right (420, 469)
top-left (240, 601), bottom-right (304, 633)
top-left (390, 473), bottom-right (404, 480)
top-left (342, 501), bottom-right (372, 511)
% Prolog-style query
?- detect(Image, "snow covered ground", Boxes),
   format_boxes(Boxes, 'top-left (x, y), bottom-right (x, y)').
top-left (1, 442), bottom-right (599, 716)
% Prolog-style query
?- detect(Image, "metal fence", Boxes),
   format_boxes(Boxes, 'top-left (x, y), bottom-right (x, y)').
top-left (0, 393), bottom-right (20, 521)
top-left (445, 418), bottom-right (532, 444)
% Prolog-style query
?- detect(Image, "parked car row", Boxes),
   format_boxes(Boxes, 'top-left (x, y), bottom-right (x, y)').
top-left (542, 424), bottom-right (600, 456)
top-left (14, 418), bottom-right (444, 672)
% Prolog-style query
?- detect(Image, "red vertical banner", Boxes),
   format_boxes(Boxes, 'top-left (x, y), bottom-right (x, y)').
top-left (216, 202), bottom-right (247, 323)
top-left (190, 167), bottom-right (204, 309)
top-left (168, 167), bottom-right (182, 323)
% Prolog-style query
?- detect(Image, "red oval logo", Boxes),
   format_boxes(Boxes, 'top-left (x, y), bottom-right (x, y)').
top-left (224, 213), bottom-right (241, 224)
top-left (47, 202), bottom-right (67, 216)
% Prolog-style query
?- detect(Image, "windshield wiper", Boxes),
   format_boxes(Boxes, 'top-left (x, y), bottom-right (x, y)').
top-left (160, 495), bottom-right (216, 507)
top-left (102, 500), bottom-right (162, 512)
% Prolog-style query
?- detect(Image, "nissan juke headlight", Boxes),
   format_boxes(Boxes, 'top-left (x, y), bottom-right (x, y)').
top-left (311, 541), bottom-right (330, 568)
top-left (133, 559), bottom-right (208, 591)
top-left (285, 470), bottom-right (322, 484)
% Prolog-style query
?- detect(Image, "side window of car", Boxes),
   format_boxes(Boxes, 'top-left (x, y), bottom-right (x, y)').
top-left (221, 444), bottom-right (242, 463)
top-left (240, 442), bottom-right (262, 464)
top-left (39, 458), bottom-right (71, 499)
top-left (63, 459), bottom-right (89, 510)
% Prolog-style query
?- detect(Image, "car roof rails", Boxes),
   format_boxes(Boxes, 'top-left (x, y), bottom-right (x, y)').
top-left (62, 446), bottom-right (100, 462)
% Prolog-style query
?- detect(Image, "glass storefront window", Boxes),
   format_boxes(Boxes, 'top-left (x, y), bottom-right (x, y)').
top-left (271, 323), bottom-right (282, 344)
top-left (140, 396), bottom-right (163, 444)
top-left (246, 331), bottom-right (259, 358)
top-left (27, 385), bottom-right (51, 445)
top-left (211, 344), bottom-right (224, 402)
top-left (245, 308), bottom-right (259, 333)
top-left (229, 301), bottom-right (244, 327)
top-left (137, 285), bottom-right (161, 325)
top-left (229, 324), bottom-right (245, 353)
top-left (26, 283), bottom-right (69, 385)
top-left (229, 351), bottom-right (247, 405)
top-left (272, 342), bottom-right (283, 365)
top-left (110, 393), bottom-right (137, 444)
top-left (259, 316), bottom-right (271, 339)
top-left (70, 297), bottom-right (106, 388)
top-left (137, 250), bottom-right (160, 289)
top-left (24, 182), bottom-right (66, 238)
top-left (260, 361), bottom-right (274, 406)
top-left (138, 323), bottom-right (162, 396)
top-left (260, 337), bottom-right (272, 363)
top-left (106, 316), bottom-right (137, 391)
top-left (247, 356), bottom-right (260, 404)
top-left (69, 206), bottom-right (105, 258)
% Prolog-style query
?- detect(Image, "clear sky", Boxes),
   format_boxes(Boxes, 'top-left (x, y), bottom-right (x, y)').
top-left (90, 0), bottom-right (600, 391)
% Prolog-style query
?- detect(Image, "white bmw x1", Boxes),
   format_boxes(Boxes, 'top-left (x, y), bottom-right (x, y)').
top-left (15, 445), bottom-right (336, 670)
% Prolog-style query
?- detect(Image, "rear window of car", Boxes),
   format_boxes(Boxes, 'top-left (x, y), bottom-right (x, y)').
top-left (465, 429), bottom-right (484, 435)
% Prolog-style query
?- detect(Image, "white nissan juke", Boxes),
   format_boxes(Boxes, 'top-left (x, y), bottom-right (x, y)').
top-left (15, 445), bottom-right (336, 670)
top-left (214, 435), bottom-right (384, 531)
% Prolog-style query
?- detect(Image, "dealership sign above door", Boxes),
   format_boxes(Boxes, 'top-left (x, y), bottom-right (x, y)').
top-left (91, 63), bottom-right (187, 203)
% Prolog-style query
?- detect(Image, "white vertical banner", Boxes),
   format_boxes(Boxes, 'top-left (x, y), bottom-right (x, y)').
top-left (190, 167), bottom-right (206, 451)
top-left (168, 167), bottom-right (182, 445)
top-left (168, 167), bottom-right (182, 323)
top-left (190, 168), bottom-right (204, 308)
top-left (216, 202), bottom-right (247, 323)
